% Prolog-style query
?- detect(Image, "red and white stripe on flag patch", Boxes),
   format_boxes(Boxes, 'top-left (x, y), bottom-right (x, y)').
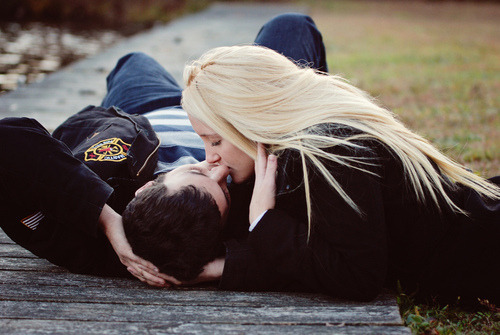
top-left (21, 211), bottom-right (44, 230)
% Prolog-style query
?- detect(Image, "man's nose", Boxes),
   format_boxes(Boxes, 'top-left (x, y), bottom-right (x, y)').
top-left (209, 165), bottom-right (230, 183)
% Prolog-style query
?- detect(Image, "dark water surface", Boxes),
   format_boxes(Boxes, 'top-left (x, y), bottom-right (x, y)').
top-left (0, 22), bottom-right (129, 94)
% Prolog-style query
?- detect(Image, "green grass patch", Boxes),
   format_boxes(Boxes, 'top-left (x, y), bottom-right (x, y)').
top-left (398, 293), bottom-right (500, 334)
top-left (307, 0), bottom-right (500, 177)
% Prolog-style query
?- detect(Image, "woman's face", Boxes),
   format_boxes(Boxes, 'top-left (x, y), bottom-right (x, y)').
top-left (189, 115), bottom-right (255, 184)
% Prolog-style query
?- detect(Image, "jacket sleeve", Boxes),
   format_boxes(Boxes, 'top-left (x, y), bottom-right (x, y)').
top-left (0, 117), bottom-right (114, 238)
top-left (220, 146), bottom-right (388, 301)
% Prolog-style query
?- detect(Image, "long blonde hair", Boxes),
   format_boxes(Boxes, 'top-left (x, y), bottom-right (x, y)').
top-left (182, 45), bottom-right (499, 235)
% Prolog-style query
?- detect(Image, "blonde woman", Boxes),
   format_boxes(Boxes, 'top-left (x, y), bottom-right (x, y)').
top-left (178, 14), bottom-right (500, 306)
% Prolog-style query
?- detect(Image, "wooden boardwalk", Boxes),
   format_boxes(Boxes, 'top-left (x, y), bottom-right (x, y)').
top-left (0, 3), bottom-right (410, 334)
top-left (0, 231), bottom-right (409, 334)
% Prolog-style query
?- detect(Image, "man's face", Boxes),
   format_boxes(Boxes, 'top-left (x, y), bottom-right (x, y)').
top-left (161, 161), bottom-right (231, 224)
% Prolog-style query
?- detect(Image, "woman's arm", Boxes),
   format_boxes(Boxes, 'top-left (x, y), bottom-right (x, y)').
top-left (220, 145), bottom-right (388, 301)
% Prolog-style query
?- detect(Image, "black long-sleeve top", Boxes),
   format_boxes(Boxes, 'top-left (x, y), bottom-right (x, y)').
top-left (221, 126), bottom-right (500, 305)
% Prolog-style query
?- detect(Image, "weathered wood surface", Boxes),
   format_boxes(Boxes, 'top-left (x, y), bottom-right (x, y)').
top-left (0, 244), bottom-right (38, 258)
top-left (0, 2), bottom-right (410, 334)
top-left (1, 321), bottom-right (409, 335)
top-left (0, 300), bottom-right (401, 324)
top-left (0, 229), bottom-right (409, 334)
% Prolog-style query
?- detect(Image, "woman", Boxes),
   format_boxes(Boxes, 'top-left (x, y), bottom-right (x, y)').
top-left (178, 14), bottom-right (500, 305)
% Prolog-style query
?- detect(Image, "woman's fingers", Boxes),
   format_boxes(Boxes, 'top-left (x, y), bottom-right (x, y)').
top-left (255, 142), bottom-right (276, 187)
top-left (265, 154), bottom-right (277, 184)
top-left (255, 143), bottom-right (267, 177)
top-left (249, 143), bottom-right (277, 223)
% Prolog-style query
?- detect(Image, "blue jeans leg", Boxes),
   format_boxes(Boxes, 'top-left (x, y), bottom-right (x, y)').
top-left (101, 52), bottom-right (182, 115)
top-left (254, 13), bottom-right (328, 72)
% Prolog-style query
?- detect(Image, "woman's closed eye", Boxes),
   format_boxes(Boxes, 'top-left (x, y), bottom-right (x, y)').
top-left (211, 140), bottom-right (221, 147)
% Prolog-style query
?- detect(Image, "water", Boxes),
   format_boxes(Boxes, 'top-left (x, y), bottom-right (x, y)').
top-left (0, 22), bottom-right (127, 93)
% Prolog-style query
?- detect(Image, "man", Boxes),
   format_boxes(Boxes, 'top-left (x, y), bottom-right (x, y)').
top-left (1, 12), bottom-right (326, 288)
top-left (0, 52), bottom-right (230, 286)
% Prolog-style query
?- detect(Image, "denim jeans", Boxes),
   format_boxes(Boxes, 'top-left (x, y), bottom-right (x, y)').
top-left (101, 13), bottom-right (328, 114)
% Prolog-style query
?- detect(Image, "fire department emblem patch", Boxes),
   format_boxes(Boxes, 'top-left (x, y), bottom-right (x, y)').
top-left (84, 138), bottom-right (130, 162)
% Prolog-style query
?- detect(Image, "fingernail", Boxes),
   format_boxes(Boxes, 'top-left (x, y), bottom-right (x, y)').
top-left (269, 155), bottom-right (276, 162)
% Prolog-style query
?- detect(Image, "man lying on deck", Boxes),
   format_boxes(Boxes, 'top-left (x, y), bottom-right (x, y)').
top-left (0, 13), bottom-right (313, 288)
top-left (0, 51), bottom-right (228, 286)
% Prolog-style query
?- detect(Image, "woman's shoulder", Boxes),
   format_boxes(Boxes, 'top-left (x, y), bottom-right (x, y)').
top-left (312, 123), bottom-right (362, 138)
top-left (275, 123), bottom-right (398, 189)
top-left (313, 123), bottom-right (394, 162)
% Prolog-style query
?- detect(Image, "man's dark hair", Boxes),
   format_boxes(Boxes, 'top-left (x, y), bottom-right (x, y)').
top-left (122, 175), bottom-right (223, 281)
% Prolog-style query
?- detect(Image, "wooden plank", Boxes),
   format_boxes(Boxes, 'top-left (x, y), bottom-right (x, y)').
top-left (0, 231), bottom-right (14, 244)
top-left (0, 244), bottom-right (37, 258)
top-left (0, 300), bottom-right (403, 325)
top-left (0, 257), bottom-right (67, 273)
top-left (0, 320), bottom-right (411, 334)
top-left (0, 271), bottom-right (141, 289)
top-left (0, 283), bottom-right (397, 308)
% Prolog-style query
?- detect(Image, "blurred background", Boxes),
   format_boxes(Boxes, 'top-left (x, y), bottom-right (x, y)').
top-left (0, 0), bottom-right (213, 92)
top-left (0, 0), bottom-right (498, 174)
top-left (0, 0), bottom-right (498, 173)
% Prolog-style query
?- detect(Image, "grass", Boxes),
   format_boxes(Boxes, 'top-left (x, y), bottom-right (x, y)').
top-left (304, 1), bottom-right (500, 333)
top-left (306, 0), bottom-right (499, 177)
top-left (398, 293), bottom-right (500, 334)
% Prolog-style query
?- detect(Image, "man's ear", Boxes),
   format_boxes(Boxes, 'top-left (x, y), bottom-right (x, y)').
top-left (135, 180), bottom-right (155, 197)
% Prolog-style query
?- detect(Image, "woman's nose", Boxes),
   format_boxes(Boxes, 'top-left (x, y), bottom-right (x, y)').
top-left (205, 147), bottom-right (221, 164)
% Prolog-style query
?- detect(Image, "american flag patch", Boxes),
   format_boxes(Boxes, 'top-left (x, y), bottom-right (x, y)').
top-left (21, 211), bottom-right (44, 230)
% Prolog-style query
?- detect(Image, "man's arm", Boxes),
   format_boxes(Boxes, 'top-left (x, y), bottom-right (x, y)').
top-left (99, 204), bottom-right (168, 287)
top-left (0, 117), bottom-right (166, 285)
top-left (0, 117), bottom-right (112, 237)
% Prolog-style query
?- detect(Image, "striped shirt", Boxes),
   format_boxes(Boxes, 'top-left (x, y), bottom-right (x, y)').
top-left (144, 106), bottom-right (205, 174)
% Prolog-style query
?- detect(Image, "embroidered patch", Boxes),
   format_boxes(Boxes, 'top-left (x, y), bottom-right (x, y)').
top-left (21, 211), bottom-right (44, 230)
top-left (84, 138), bottom-right (130, 162)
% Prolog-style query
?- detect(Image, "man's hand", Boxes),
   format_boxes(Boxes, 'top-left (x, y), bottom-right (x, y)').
top-left (249, 143), bottom-right (278, 223)
top-left (156, 257), bottom-right (225, 286)
top-left (98, 204), bottom-right (168, 287)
